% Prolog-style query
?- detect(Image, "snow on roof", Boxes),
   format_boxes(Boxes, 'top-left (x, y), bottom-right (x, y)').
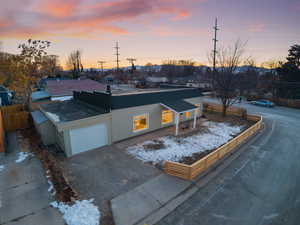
top-left (31, 110), bottom-right (49, 124)
top-left (46, 111), bottom-right (60, 122)
top-left (31, 91), bottom-right (51, 101)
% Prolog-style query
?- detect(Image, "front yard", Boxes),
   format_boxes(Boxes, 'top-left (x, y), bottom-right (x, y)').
top-left (127, 113), bottom-right (254, 166)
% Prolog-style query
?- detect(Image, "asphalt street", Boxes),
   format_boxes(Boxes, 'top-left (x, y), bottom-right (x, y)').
top-left (157, 100), bottom-right (300, 225)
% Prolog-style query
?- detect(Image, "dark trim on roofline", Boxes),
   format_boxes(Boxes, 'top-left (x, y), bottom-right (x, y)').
top-left (73, 88), bottom-right (203, 111)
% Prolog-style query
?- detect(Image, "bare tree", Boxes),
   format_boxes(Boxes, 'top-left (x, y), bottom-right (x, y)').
top-left (237, 57), bottom-right (260, 96)
top-left (209, 40), bottom-right (247, 116)
top-left (40, 55), bottom-right (62, 77)
top-left (67, 50), bottom-right (83, 78)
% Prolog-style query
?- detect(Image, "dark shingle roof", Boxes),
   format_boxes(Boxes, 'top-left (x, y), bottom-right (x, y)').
top-left (40, 100), bottom-right (107, 123)
top-left (161, 100), bottom-right (197, 113)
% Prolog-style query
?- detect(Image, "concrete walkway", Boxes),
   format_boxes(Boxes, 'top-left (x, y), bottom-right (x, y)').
top-left (111, 122), bottom-right (266, 225)
top-left (0, 132), bottom-right (64, 225)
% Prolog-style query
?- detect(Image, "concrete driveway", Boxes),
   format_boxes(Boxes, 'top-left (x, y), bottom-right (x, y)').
top-left (0, 133), bottom-right (64, 225)
top-left (156, 99), bottom-right (300, 225)
top-left (62, 143), bottom-right (161, 219)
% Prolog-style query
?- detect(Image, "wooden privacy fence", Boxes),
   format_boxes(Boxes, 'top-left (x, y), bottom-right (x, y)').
top-left (0, 111), bottom-right (5, 153)
top-left (203, 102), bottom-right (247, 117)
top-left (164, 115), bottom-right (262, 180)
top-left (0, 104), bottom-right (30, 132)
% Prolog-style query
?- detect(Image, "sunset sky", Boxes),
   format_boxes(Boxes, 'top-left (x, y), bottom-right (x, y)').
top-left (1, 0), bottom-right (299, 69)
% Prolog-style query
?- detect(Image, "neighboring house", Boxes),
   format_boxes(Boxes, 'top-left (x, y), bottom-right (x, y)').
top-left (31, 91), bottom-right (51, 102)
top-left (0, 85), bottom-right (13, 106)
top-left (32, 78), bottom-right (107, 103)
top-left (45, 79), bottom-right (106, 101)
top-left (35, 88), bottom-right (203, 157)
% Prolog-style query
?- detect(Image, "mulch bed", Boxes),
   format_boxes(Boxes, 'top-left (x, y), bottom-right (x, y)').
top-left (18, 127), bottom-right (78, 203)
top-left (176, 112), bottom-right (255, 165)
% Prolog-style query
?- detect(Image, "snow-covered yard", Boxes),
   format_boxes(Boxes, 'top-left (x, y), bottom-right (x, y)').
top-left (127, 121), bottom-right (244, 164)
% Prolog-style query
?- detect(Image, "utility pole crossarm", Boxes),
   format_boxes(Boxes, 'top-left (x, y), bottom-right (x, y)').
top-left (97, 60), bottom-right (106, 75)
top-left (126, 58), bottom-right (137, 74)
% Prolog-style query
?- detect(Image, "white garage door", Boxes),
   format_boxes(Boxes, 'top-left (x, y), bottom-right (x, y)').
top-left (70, 123), bottom-right (108, 155)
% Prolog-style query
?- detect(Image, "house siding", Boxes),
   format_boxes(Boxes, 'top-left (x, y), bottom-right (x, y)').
top-left (111, 96), bottom-right (203, 143)
top-left (40, 95), bottom-right (202, 157)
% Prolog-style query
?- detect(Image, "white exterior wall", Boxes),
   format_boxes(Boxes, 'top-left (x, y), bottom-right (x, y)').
top-left (111, 96), bottom-right (203, 142)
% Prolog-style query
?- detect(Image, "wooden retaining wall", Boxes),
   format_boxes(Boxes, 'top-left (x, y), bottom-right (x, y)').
top-left (0, 105), bottom-right (30, 132)
top-left (164, 114), bottom-right (262, 180)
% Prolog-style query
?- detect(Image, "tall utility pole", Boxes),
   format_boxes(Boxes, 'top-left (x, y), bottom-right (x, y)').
top-left (212, 18), bottom-right (219, 72)
top-left (97, 60), bottom-right (106, 75)
top-left (114, 42), bottom-right (120, 72)
top-left (126, 58), bottom-right (137, 74)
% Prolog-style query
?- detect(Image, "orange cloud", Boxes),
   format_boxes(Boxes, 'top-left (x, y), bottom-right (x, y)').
top-left (172, 10), bottom-right (190, 21)
top-left (37, 0), bottom-right (80, 18)
top-left (0, 19), bottom-right (11, 28)
top-left (0, 0), bottom-right (197, 39)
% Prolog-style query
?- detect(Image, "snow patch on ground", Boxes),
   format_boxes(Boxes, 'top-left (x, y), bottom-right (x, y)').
top-left (50, 199), bottom-right (101, 225)
top-left (128, 121), bottom-right (244, 164)
top-left (47, 179), bottom-right (56, 196)
top-left (0, 165), bottom-right (4, 172)
top-left (51, 96), bottom-right (73, 101)
top-left (15, 152), bottom-right (33, 163)
top-left (46, 112), bottom-right (60, 122)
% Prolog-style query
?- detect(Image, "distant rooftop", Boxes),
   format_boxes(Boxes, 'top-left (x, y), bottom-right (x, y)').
top-left (40, 100), bottom-right (106, 123)
top-left (46, 79), bottom-right (106, 97)
top-left (110, 87), bottom-right (193, 96)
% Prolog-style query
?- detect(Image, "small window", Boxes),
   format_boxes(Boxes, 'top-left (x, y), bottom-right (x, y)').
top-left (185, 111), bottom-right (191, 118)
top-left (162, 110), bottom-right (173, 124)
top-left (133, 114), bottom-right (148, 132)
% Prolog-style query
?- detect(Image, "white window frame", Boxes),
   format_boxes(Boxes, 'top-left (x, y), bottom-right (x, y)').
top-left (132, 113), bottom-right (149, 132)
top-left (161, 110), bottom-right (173, 125)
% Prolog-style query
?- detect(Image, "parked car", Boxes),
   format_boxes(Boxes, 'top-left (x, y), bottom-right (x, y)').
top-left (250, 99), bottom-right (275, 107)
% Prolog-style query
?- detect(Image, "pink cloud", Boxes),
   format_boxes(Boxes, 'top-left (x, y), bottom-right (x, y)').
top-left (0, 0), bottom-right (198, 39)
top-left (37, 0), bottom-right (81, 18)
top-left (151, 25), bottom-right (208, 37)
top-left (248, 22), bottom-right (265, 33)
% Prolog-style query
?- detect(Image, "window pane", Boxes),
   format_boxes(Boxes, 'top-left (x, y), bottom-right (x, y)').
top-left (185, 111), bottom-right (191, 118)
top-left (162, 110), bottom-right (173, 124)
top-left (133, 115), bottom-right (148, 131)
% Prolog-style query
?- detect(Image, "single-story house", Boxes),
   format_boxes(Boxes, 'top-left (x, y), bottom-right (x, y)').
top-left (34, 87), bottom-right (203, 157)
top-left (44, 78), bottom-right (106, 101)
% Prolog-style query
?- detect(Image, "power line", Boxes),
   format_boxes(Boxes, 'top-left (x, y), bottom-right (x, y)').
top-left (114, 41), bottom-right (120, 71)
top-left (97, 60), bottom-right (106, 75)
top-left (212, 18), bottom-right (219, 72)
